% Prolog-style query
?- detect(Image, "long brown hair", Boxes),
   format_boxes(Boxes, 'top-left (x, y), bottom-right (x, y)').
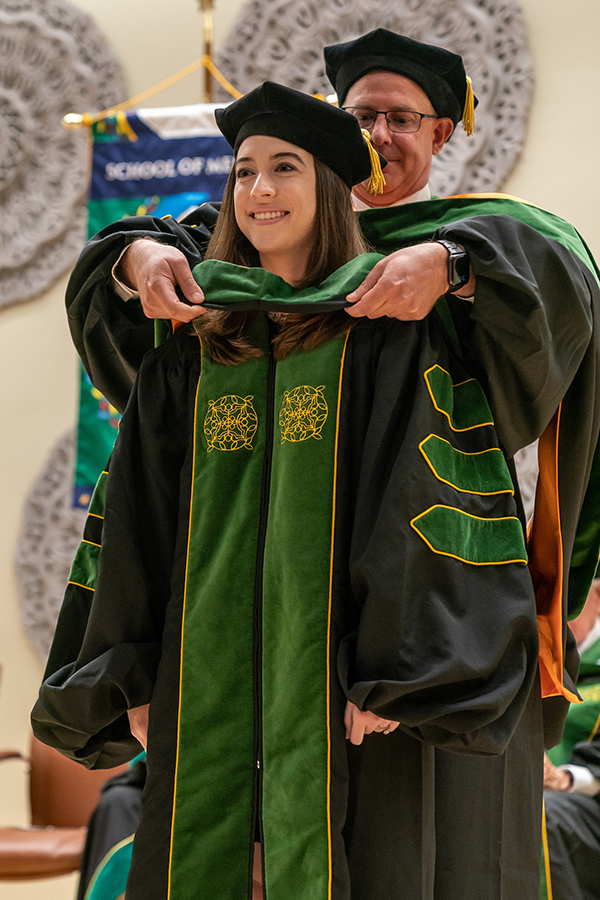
top-left (197, 156), bottom-right (368, 364)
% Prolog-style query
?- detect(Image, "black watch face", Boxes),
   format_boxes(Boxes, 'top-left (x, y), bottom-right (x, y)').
top-left (455, 254), bottom-right (470, 283)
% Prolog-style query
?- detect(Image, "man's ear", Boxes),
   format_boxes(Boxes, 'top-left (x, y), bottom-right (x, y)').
top-left (432, 117), bottom-right (455, 155)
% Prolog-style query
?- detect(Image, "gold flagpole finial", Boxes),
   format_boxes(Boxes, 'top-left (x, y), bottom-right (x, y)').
top-left (62, 113), bottom-right (85, 130)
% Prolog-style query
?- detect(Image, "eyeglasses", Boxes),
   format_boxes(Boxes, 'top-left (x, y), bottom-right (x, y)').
top-left (342, 107), bottom-right (438, 134)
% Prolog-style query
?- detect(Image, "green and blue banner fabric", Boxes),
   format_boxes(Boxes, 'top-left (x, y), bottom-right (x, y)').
top-left (73, 104), bottom-right (232, 508)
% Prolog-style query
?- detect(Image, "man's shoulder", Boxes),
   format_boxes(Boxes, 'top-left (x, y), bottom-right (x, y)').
top-left (358, 192), bottom-right (596, 271)
top-left (360, 191), bottom-right (576, 231)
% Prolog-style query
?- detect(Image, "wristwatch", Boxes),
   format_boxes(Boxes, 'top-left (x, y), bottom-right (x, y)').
top-left (434, 239), bottom-right (470, 293)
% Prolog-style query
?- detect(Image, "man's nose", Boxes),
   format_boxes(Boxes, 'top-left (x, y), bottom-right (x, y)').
top-left (369, 112), bottom-right (393, 145)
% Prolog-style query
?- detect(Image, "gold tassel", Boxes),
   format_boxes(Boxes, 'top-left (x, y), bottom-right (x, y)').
top-left (462, 75), bottom-right (475, 136)
top-left (361, 128), bottom-right (386, 195)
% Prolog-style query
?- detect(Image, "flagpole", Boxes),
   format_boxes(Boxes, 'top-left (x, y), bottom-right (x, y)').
top-left (198, 0), bottom-right (215, 103)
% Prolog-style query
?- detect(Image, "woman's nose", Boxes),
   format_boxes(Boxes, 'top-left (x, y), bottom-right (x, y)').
top-left (250, 173), bottom-right (275, 197)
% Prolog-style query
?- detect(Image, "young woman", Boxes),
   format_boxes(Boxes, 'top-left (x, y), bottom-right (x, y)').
top-left (33, 83), bottom-right (540, 900)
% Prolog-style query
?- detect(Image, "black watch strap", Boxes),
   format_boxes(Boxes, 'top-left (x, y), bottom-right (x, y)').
top-left (434, 239), bottom-right (470, 293)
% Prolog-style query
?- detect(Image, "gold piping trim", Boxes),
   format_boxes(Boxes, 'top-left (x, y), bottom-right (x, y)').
top-left (541, 799), bottom-right (554, 900)
top-left (326, 331), bottom-right (350, 898)
top-left (67, 580), bottom-right (95, 591)
top-left (423, 365), bottom-right (494, 432)
top-left (410, 505), bottom-right (527, 566)
top-left (167, 334), bottom-right (203, 899)
top-left (444, 191), bottom-right (534, 205)
top-left (418, 434), bottom-right (514, 496)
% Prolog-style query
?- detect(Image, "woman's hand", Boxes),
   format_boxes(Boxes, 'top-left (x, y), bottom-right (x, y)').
top-left (117, 239), bottom-right (206, 321)
top-left (127, 704), bottom-right (150, 750)
top-left (344, 700), bottom-right (399, 746)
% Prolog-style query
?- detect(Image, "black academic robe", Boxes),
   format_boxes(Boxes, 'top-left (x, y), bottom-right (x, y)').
top-left (33, 251), bottom-right (598, 900)
top-left (64, 195), bottom-right (600, 727)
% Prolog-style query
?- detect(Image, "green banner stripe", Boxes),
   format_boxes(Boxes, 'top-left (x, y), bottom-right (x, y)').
top-left (88, 471), bottom-right (109, 518)
top-left (411, 505), bottom-right (527, 565)
top-left (424, 365), bottom-right (494, 431)
top-left (261, 336), bottom-right (347, 900)
top-left (419, 434), bottom-right (514, 495)
top-left (68, 541), bottom-right (101, 590)
top-left (87, 198), bottom-right (152, 240)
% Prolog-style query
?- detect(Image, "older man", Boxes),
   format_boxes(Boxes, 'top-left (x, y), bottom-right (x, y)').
top-left (63, 29), bottom-right (600, 900)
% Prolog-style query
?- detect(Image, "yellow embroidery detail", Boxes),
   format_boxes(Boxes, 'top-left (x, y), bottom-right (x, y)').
top-left (279, 385), bottom-right (328, 443)
top-left (204, 395), bottom-right (258, 452)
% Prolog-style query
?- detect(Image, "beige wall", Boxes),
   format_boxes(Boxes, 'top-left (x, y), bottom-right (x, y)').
top-left (0, 2), bottom-right (597, 897)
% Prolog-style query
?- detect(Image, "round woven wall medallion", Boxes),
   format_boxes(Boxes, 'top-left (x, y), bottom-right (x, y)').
top-left (15, 431), bottom-right (87, 664)
top-left (0, 0), bottom-right (125, 308)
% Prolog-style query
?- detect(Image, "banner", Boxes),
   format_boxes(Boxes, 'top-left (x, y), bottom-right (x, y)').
top-left (73, 104), bottom-right (233, 509)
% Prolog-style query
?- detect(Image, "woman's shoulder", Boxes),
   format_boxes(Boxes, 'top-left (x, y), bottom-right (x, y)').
top-left (137, 325), bottom-right (202, 386)
top-left (144, 324), bottom-right (200, 363)
top-left (348, 313), bottom-right (414, 344)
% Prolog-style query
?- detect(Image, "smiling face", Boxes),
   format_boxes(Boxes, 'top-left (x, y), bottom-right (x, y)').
top-left (344, 71), bottom-right (454, 207)
top-left (233, 135), bottom-right (317, 285)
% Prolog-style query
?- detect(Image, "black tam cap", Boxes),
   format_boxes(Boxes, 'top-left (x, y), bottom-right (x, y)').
top-left (215, 81), bottom-right (386, 190)
top-left (324, 29), bottom-right (477, 132)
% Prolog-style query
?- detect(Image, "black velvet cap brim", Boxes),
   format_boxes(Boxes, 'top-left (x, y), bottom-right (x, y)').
top-left (215, 81), bottom-right (385, 189)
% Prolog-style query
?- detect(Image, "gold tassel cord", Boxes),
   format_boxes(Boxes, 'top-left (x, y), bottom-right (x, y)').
top-left (361, 128), bottom-right (386, 195)
top-left (462, 75), bottom-right (475, 137)
top-left (203, 58), bottom-right (243, 100)
top-left (62, 56), bottom-right (242, 130)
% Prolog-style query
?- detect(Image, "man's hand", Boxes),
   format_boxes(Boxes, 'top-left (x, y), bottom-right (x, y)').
top-left (344, 700), bottom-right (399, 746)
top-left (543, 753), bottom-right (572, 791)
top-left (127, 703), bottom-right (150, 750)
top-left (117, 239), bottom-right (206, 322)
top-left (346, 242), bottom-right (473, 320)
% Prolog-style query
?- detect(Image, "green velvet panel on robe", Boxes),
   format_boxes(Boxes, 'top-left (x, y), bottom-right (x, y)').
top-left (69, 541), bottom-right (101, 591)
top-left (419, 435), bottom-right (514, 495)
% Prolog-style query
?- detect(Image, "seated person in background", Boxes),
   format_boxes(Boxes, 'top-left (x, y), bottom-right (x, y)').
top-left (542, 575), bottom-right (600, 900)
top-left (77, 754), bottom-right (146, 900)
